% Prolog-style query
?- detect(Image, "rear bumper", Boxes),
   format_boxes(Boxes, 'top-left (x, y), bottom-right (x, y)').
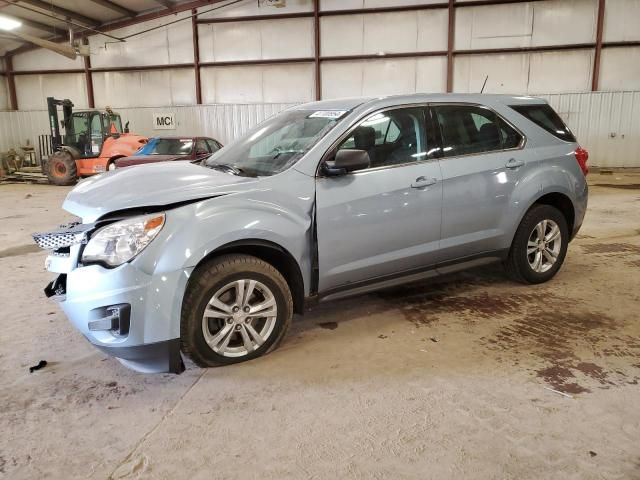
top-left (571, 182), bottom-right (589, 240)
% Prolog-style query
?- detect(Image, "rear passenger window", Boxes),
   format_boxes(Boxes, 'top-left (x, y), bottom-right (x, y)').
top-left (510, 104), bottom-right (575, 142)
top-left (498, 118), bottom-right (523, 149)
top-left (434, 105), bottom-right (522, 156)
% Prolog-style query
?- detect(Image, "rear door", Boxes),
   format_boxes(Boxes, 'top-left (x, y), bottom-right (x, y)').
top-left (316, 106), bottom-right (443, 292)
top-left (432, 103), bottom-right (526, 261)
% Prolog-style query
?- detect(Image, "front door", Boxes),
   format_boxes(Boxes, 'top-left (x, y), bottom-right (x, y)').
top-left (431, 104), bottom-right (527, 261)
top-left (316, 106), bottom-right (443, 292)
top-left (89, 112), bottom-right (104, 157)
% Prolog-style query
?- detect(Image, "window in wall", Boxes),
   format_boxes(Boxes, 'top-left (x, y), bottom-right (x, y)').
top-left (336, 107), bottom-right (429, 169)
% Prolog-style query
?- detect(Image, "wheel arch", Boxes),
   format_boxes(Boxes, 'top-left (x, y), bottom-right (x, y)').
top-left (531, 192), bottom-right (575, 237)
top-left (107, 155), bottom-right (127, 169)
top-left (188, 239), bottom-right (305, 315)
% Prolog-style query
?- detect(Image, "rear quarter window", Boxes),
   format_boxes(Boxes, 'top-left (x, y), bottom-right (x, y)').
top-left (510, 104), bottom-right (576, 142)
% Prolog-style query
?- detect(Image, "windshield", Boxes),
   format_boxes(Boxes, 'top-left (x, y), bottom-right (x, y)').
top-left (204, 109), bottom-right (346, 177)
top-left (103, 113), bottom-right (123, 134)
top-left (136, 137), bottom-right (194, 156)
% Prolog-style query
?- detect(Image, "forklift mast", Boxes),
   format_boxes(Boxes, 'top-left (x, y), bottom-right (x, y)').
top-left (47, 96), bottom-right (74, 150)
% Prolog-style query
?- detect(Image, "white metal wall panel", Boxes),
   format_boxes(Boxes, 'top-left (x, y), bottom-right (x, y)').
top-left (92, 69), bottom-right (196, 108)
top-left (603, 0), bottom-right (640, 42)
top-left (198, 18), bottom-right (313, 62)
top-left (455, 50), bottom-right (593, 94)
top-left (322, 57), bottom-right (446, 99)
top-left (454, 54), bottom-right (529, 94)
top-left (528, 50), bottom-right (594, 93)
top-left (89, 11), bottom-right (193, 68)
top-left (321, 10), bottom-right (447, 56)
top-left (320, 0), bottom-right (444, 9)
top-left (530, 0), bottom-right (596, 46)
top-left (12, 47), bottom-right (84, 71)
top-left (198, 0), bottom-right (312, 18)
top-left (456, 0), bottom-right (596, 50)
top-left (0, 110), bottom-right (48, 152)
top-left (455, 3), bottom-right (533, 50)
top-left (201, 64), bottom-right (314, 103)
top-left (15, 74), bottom-right (88, 110)
top-left (542, 91), bottom-right (640, 168)
top-left (599, 47), bottom-right (640, 91)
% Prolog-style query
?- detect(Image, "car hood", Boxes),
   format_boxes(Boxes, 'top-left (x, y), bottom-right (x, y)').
top-left (64, 161), bottom-right (256, 222)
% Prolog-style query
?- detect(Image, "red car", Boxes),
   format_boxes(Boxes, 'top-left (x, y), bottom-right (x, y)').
top-left (114, 136), bottom-right (223, 169)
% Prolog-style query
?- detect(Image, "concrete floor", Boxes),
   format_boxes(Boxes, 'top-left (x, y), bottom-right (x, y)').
top-left (0, 173), bottom-right (639, 480)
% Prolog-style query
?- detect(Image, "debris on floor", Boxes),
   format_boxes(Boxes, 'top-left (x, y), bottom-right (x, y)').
top-left (28, 360), bottom-right (47, 373)
top-left (318, 322), bottom-right (338, 330)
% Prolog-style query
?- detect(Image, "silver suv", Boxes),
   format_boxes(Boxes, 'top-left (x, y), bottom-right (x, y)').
top-left (35, 94), bottom-right (588, 373)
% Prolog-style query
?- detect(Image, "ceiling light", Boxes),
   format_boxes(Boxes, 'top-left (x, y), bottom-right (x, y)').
top-left (0, 15), bottom-right (22, 31)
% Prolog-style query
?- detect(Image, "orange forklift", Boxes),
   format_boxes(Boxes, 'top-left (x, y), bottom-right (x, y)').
top-left (45, 97), bottom-right (147, 185)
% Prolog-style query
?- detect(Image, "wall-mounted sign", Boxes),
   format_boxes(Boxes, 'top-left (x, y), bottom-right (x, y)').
top-left (153, 112), bottom-right (175, 130)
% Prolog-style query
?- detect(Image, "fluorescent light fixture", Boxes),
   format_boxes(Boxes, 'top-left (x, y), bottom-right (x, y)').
top-left (0, 15), bottom-right (21, 31)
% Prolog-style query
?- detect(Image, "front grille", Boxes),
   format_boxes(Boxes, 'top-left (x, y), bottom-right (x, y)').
top-left (32, 221), bottom-right (94, 251)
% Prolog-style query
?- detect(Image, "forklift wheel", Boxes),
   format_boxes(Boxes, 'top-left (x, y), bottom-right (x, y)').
top-left (47, 151), bottom-right (77, 186)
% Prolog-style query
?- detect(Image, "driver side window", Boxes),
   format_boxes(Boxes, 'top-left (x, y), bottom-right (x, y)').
top-left (336, 107), bottom-right (428, 170)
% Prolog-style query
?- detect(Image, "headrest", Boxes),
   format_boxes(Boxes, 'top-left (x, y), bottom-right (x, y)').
top-left (353, 126), bottom-right (376, 150)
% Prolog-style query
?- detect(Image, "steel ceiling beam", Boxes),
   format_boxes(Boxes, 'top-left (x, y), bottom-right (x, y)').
top-left (152, 0), bottom-right (176, 10)
top-left (11, 0), bottom-right (100, 26)
top-left (86, 0), bottom-right (137, 18)
top-left (0, 12), bottom-right (60, 34)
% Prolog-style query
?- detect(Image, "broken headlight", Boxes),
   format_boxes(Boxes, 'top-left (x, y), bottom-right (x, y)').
top-left (82, 213), bottom-right (165, 267)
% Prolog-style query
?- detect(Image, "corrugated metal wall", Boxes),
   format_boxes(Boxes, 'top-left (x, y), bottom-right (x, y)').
top-left (0, 102), bottom-right (295, 155)
top-left (0, 93), bottom-right (638, 168)
top-left (541, 91), bottom-right (640, 168)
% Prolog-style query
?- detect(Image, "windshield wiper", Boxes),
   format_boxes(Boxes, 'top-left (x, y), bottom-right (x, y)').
top-left (208, 163), bottom-right (244, 175)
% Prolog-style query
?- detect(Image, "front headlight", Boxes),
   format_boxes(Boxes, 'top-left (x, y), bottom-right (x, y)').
top-left (82, 213), bottom-right (165, 267)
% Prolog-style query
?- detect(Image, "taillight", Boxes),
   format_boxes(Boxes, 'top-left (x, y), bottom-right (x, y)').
top-left (574, 147), bottom-right (589, 176)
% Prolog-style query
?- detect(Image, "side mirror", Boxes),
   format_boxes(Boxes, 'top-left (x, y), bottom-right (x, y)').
top-left (124, 121), bottom-right (130, 133)
top-left (325, 149), bottom-right (370, 176)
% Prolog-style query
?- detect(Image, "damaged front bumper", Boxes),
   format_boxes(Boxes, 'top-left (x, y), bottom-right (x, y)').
top-left (37, 222), bottom-right (191, 374)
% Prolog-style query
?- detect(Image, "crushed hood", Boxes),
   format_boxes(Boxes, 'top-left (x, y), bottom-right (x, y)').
top-left (64, 161), bottom-right (256, 222)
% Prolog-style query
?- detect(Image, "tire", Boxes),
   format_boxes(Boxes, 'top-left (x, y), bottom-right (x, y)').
top-left (47, 150), bottom-right (77, 186)
top-left (107, 161), bottom-right (117, 171)
top-left (505, 204), bottom-right (569, 284)
top-left (181, 254), bottom-right (293, 367)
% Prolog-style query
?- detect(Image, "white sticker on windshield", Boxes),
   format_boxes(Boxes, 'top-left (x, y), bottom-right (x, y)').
top-left (309, 110), bottom-right (347, 119)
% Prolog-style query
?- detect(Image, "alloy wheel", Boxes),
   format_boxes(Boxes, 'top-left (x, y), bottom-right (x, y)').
top-left (201, 279), bottom-right (278, 358)
top-left (527, 219), bottom-right (562, 273)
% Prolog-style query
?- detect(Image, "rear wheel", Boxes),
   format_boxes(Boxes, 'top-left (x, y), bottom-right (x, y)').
top-left (47, 150), bottom-right (77, 186)
top-left (505, 204), bottom-right (568, 284)
top-left (181, 254), bottom-right (293, 367)
top-left (107, 161), bottom-right (117, 171)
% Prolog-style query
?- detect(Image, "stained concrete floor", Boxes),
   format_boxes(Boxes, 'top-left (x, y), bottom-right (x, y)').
top-left (0, 173), bottom-right (639, 479)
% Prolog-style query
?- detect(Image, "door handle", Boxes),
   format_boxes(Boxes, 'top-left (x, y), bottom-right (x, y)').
top-left (411, 176), bottom-right (437, 188)
top-left (505, 158), bottom-right (525, 169)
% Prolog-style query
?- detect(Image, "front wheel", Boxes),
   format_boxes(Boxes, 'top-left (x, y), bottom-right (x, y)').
top-left (47, 150), bottom-right (77, 186)
top-left (181, 254), bottom-right (293, 367)
top-left (505, 204), bottom-right (569, 284)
